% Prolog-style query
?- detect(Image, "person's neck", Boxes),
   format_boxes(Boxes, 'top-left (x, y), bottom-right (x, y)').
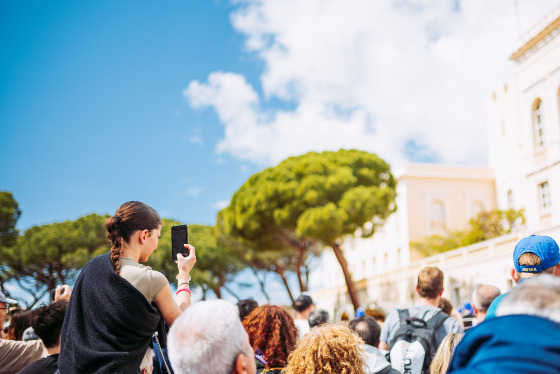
top-left (417, 297), bottom-right (440, 308)
top-left (120, 245), bottom-right (141, 262)
top-left (47, 344), bottom-right (60, 355)
top-left (296, 311), bottom-right (310, 320)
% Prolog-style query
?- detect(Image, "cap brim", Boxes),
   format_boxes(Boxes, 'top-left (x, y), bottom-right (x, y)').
top-left (4, 298), bottom-right (17, 305)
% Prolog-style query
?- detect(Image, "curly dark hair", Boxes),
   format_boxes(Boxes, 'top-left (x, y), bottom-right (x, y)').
top-left (31, 300), bottom-right (68, 348)
top-left (242, 305), bottom-right (298, 369)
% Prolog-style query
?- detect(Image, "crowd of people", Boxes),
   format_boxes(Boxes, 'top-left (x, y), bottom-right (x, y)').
top-left (1, 201), bottom-right (560, 374)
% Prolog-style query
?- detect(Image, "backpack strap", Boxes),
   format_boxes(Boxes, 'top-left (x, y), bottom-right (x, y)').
top-left (397, 308), bottom-right (410, 326)
top-left (426, 310), bottom-right (448, 331)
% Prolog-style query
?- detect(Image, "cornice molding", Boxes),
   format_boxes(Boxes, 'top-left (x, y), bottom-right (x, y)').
top-left (510, 14), bottom-right (560, 61)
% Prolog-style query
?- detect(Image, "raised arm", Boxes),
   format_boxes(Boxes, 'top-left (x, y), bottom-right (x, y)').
top-left (155, 244), bottom-right (196, 326)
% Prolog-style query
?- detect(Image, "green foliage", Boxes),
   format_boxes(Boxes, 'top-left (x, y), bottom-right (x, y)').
top-left (220, 149), bottom-right (397, 305)
top-left (0, 214), bottom-right (109, 306)
top-left (0, 191), bottom-right (21, 247)
top-left (146, 221), bottom-right (244, 297)
top-left (222, 149), bottom-right (396, 245)
top-left (411, 209), bottom-right (526, 257)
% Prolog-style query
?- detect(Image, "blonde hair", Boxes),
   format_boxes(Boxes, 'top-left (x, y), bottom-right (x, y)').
top-left (517, 252), bottom-right (557, 279)
top-left (284, 323), bottom-right (365, 374)
top-left (429, 333), bottom-right (463, 374)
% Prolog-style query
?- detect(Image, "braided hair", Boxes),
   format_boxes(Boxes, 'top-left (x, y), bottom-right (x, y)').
top-left (105, 201), bottom-right (161, 275)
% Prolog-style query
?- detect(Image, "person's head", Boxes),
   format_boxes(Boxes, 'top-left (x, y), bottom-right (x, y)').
top-left (105, 201), bottom-right (162, 274)
top-left (237, 298), bottom-right (258, 321)
top-left (365, 308), bottom-right (385, 323)
top-left (438, 298), bottom-right (453, 315)
top-left (429, 333), bottom-right (463, 374)
top-left (472, 285), bottom-right (501, 318)
top-left (294, 295), bottom-right (314, 317)
top-left (511, 235), bottom-right (560, 281)
top-left (168, 300), bottom-right (256, 374)
top-left (242, 305), bottom-right (298, 369)
top-left (31, 300), bottom-right (68, 349)
top-left (140, 348), bottom-right (154, 374)
top-left (496, 274), bottom-right (560, 324)
top-left (308, 309), bottom-right (329, 328)
top-left (0, 291), bottom-right (17, 325)
top-left (284, 323), bottom-right (365, 374)
top-left (348, 315), bottom-right (381, 347)
top-left (6, 309), bottom-right (32, 341)
top-left (417, 267), bottom-right (444, 300)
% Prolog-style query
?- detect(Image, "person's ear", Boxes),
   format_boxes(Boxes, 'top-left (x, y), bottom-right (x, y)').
top-left (510, 268), bottom-right (520, 283)
top-left (439, 289), bottom-right (444, 296)
top-left (139, 229), bottom-right (148, 244)
top-left (234, 353), bottom-right (251, 374)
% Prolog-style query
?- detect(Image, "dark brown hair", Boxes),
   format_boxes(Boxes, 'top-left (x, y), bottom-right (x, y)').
top-left (31, 300), bottom-right (68, 348)
top-left (438, 298), bottom-right (453, 315)
top-left (417, 266), bottom-right (444, 299)
top-left (105, 201), bottom-right (161, 275)
top-left (6, 309), bottom-right (32, 341)
top-left (242, 305), bottom-right (298, 369)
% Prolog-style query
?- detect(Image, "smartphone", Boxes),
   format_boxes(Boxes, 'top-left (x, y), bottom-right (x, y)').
top-left (171, 224), bottom-right (189, 262)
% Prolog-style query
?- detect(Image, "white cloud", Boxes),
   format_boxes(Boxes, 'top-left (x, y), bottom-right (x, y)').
top-left (214, 200), bottom-right (230, 210)
top-left (185, 0), bottom-right (560, 167)
top-left (186, 187), bottom-right (203, 197)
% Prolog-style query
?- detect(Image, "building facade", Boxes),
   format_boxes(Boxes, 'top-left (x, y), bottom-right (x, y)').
top-left (311, 5), bottom-right (560, 319)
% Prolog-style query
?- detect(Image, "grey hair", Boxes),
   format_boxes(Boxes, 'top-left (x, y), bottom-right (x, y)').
top-left (168, 300), bottom-right (250, 374)
top-left (472, 285), bottom-right (501, 313)
top-left (496, 274), bottom-right (560, 324)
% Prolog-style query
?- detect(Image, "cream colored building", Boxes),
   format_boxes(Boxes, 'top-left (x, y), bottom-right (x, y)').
top-left (311, 6), bottom-right (560, 318)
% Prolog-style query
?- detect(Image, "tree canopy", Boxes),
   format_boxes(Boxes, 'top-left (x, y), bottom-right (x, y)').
top-left (0, 213), bottom-right (108, 307)
top-left (0, 191), bottom-right (21, 248)
top-left (146, 221), bottom-right (244, 299)
top-left (0, 208), bottom-right (244, 306)
top-left (220, 149), bottom-right (396, 310)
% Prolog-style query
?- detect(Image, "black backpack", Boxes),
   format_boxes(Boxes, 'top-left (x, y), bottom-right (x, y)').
top-left (388, 309), bottom-right (448, 374)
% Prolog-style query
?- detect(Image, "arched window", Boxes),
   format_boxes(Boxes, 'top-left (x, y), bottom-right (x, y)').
top-left (532, 98), bottom-right (545, 149)
top-left (430, 201), bottom-right (446, 232)
top-left (507, 190), bottom-right (514, 209)
top-left (471, 201), bottom-right (484, 218)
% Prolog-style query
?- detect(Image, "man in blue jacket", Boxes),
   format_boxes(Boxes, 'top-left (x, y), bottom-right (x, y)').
top-left (448, 274), bottom-right (560, 373)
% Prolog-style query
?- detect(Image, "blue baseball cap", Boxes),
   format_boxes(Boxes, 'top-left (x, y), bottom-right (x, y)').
top-left (513, 235), bottom-right (560, 273)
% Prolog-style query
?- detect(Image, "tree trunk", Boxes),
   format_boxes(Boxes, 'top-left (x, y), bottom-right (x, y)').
top-left (251, 268), bottom-right (271, 303)
top-left (295, 244), bottom-right (307, 293)
top-left (213, 286), bottom-right (222, 299)
top-left (331, 242), bottom-right (360, 312)
top-left (275, 268), bottom-right (296, 306)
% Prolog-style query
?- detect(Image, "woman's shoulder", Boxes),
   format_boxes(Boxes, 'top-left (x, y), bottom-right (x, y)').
top-left (120, 258), bottom-right (166, 281)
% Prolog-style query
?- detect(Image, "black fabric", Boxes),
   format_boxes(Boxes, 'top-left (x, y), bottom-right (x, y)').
top-left (17, 354), bottom-right (59, 374)
top-left (59, 253), bottom-right (166, 374)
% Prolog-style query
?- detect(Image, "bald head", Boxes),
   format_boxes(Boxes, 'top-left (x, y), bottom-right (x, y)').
top-left (472, 285), bottom-right (501, 314)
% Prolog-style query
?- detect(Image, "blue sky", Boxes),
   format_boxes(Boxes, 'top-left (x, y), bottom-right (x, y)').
top-left (1, 1), bottom-right (263, 229)
top-left (2, 0), bottom-right (559, 304)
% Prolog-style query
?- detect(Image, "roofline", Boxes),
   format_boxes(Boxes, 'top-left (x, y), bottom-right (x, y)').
top-left (510, 12), bottom-right (560, 61)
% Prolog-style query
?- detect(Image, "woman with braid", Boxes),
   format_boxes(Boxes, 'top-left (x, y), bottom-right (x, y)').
top-left (59, 201), bottom-right (196, 374)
